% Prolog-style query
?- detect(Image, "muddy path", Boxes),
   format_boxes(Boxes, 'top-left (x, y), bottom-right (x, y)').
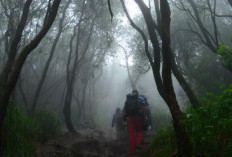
top-left (35, 128), bottom-right (154, 157)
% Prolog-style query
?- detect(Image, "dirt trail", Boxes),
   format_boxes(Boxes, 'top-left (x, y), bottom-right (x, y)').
top-left (35, 128), bottom-right (154, 157)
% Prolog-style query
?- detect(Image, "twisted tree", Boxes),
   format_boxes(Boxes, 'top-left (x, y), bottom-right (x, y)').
top-left (0, 0), bottom-right (61, 154)
top-left (120, 0), bottom-right (192, 155)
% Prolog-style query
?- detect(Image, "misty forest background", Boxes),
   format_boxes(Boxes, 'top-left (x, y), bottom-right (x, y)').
top-left (0, 0), bottom-right (232, 156)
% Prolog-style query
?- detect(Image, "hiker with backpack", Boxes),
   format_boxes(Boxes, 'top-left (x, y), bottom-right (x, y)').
top-left (123, 89), bottom-right (146, 155)
top-left (112, 107), bottom-right (124, 141)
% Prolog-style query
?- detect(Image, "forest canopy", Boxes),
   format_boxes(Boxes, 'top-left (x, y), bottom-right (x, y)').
top-left (0, 0), bottom-right (232, 156)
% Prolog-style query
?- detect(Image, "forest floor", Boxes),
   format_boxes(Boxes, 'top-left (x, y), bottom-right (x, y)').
top-left (35, 127), bottom-right (154, 157)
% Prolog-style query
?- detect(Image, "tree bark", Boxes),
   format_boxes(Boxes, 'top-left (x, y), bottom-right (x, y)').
top-left (160, 0), bottom-right (192, 155)
top-left (171, 56), bottom-right (200, 108)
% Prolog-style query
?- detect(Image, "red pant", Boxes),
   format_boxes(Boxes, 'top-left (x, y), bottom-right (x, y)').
top-left (126, 116), bottom-right (144, 154)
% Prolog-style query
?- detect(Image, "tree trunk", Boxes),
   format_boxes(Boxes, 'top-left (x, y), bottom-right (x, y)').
top-left (31, 0), bottom-right (71, 114)
top-left (0, 0), bottom-right (33, 86)
top-left (63, 26), bottom-right (77, 132)
top-left (0, 0), bottom-right (61, 154)
top-left (0, 0), bottom-right (61, 127)
top-left (187, 0), bottom-right (218, 52)
top-left (228, 0), bottom-right (232, 7)
top-left (160, 0), bottom-right (192, 155)
top-left (63, 82), bottom-right (75, 132)
top-left (62, 1), bottom-right (88, 132)
top-left (18, 76), bottom-right (29, 109)
top-left (153, 0), bottom-right (200, 108)
top-left (63, 11), bottom-right (94, 132)
top-left (165, 95), bottom-right (192, 156)
top-left (118, 44), bottom-right (136, 89)
top-left (125, 54), bottom-right (136, 89)
top-left (120, 45), bottom-right (136, 89)
top-left (171, 56), bottom-right (200, 108)
top-left (77, 82), bottom-right (88, 121)
top-left (88, 81), bottom-right (96, 127)
top-left (121, 0), bottom-right (193, 155)
top-left (31, 30), bottom-right (62, 114)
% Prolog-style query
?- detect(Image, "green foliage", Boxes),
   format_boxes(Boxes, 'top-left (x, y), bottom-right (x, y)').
top-left (190, 51), bottom-right (228, 95)
top-left (3, 104), bottom-right (62, 157)
top-left (33, 109), bottom-right (61, 143)
top-left (145, 109), bottom-right (174, 156)
top-left (3, 104), bottom-right (34, 157)
top-left (217, 44), bottom-right (232, 72)
top-left (148, 85), bottom-right (232, 157)
top-left (184, 84), bottom-right (232, 156)
top-left (146, 126), bottom-right (177, 157)
top-left (151, 109), bottom-right (171, 131)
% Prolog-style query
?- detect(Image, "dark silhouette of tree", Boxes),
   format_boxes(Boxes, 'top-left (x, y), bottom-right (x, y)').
top-left (120, 0), bottom-right (192, 155)
top-left (228, 0), bottom-right (232, 7)
top-left (172, 0), bottom-right (232, 73)
top-left (186, 0), bottom-right (218, 52)
top-left (31, 0), bottom-right (71, 115)
top-left (63, 0), bottom-right (96, 132)
top-left (0, 0), bottom-right (61, 154)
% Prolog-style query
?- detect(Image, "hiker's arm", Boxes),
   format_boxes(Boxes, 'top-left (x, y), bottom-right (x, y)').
top-left (142, 105), bottom-right (147, 118)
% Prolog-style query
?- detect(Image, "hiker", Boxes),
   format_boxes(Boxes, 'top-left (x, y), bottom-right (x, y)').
top-left (123, 89), bottom-right (145, 155)
top-left (138, 95), bottom-right (153, 130)
top-left (112, 107), bottom-right (124, 141)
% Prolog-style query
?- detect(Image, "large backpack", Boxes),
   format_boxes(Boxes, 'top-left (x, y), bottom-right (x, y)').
top-left (124, 93), bottom-right (141, 116)
top-left (138, 95), bottom-right (148, 106)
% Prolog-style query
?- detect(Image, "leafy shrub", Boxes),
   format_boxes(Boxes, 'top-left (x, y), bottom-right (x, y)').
top-left (33, 109), bottom-right (61, 143)
top-left (151, 110), bottom-right (171, 131)
top-left (2, 102), bottom-right (62, 156)
top-left (217, 44), bottom-right (232, 72)
top-left (184, 84), bottom-right (232, 156)
top-left (146, 126), bottom-right (176, 157)
top-left (147, 85), bottom-right (232, 157)
top-left (3, 104), bottom-right (34, 157)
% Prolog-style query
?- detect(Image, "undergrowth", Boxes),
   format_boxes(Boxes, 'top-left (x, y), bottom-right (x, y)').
top-left (3, 104), bottom-right (34, 157)
top-left (2, 103), bottom-right (61, 157)
top-left (34, 109), bottom-right (61, 143)
top-left (146, 126), bottom-right (176, 157)
top-left (147, 84), bottom-right (232, 157)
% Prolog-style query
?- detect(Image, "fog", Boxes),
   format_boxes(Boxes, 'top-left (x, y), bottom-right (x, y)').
top-left (0, 0), bottom-right (231, 129)
top-left (0, 0), bottom-right (232, 156)
top-left (91, 57), bottom-right (189, 130)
